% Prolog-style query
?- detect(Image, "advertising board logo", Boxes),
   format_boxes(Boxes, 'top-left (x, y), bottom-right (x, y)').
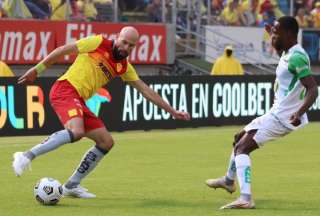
top-left (86, 88), bottom-right (112, 116)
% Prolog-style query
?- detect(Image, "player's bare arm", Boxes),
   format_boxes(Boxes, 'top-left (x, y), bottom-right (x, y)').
top-left (290, 76), bottom-right (318, 126)
top-left (18, 43), bottom-right (79, 84)
top-left (127, 79), bottom-right (190, 121)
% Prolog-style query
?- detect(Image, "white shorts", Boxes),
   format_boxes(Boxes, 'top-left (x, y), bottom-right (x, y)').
top-left (244, 112), bottom-right (293, 147)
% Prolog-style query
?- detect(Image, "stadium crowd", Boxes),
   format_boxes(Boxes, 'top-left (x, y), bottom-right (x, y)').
top-left (0, 0), bottom-right (320, 28)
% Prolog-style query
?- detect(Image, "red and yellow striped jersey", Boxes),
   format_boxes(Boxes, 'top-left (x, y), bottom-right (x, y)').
top-left (58, 35), bottom-right (139, 100)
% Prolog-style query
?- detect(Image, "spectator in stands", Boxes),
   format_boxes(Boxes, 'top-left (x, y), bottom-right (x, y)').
top-left (0, 0), bottom-right (6, 17)
top-left (211, 45), bottom-right (244, 75)
top-left (295, 8), bottom-right (309, 28)
top-left (177, 10), bottom-right (187, 29)
top-left (259, 11), bottom-right (271, 26)
top-left (50, 0), bottom-right (81, 20)
top-left (306, 0), bottom-right (315, 11)
top-left (76, 0), bottom-right (97, 21)
top-left (220, 0), bottom-right (243, 26)
top-left (2, 0), bottom-right (33, 18)
top-left (310, 2), bottom-right (320, 27)
top-left (259, 0), bottom-right (275, 25)
top-left (0, 61), bottom-right (15, 77)
top-left (24, 0), bottom-right (51, 19)
top-left (241, 0), bottom-right (259, 26)
top-left (210, 0), bottom-right (223, 17)
top-left (146, 0), bottom-right (162, 22)
top-left (50, 0), bottom-right (70, 20)
top-left (294, 0), bottom-right (305, 15)
top-left (271, 0), bottom-right (284, 19)
top-left (259, 0), bottom-right (273, 15)
top-left (94, 0), bottom-right (113, 22)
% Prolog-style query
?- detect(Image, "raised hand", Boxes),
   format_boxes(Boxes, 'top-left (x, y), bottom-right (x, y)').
top-left (18, 68), bottom-right (38, 84)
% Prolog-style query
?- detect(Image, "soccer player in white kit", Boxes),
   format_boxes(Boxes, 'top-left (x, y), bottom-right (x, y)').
top-left (206, 16), bottom-right (318, 209)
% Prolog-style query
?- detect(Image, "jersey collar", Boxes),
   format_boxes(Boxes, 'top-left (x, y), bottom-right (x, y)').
top-left (287, 43), bottom-right (301, 54)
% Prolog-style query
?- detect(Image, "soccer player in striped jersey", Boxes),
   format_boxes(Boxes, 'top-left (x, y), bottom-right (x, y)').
top-left (13, 26), bottom-right (190, 198)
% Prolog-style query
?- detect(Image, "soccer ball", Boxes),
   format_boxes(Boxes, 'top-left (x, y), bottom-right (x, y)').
top-left (34, 177), bottom-right (63, 205)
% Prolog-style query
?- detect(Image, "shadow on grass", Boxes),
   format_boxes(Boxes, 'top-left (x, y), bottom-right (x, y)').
top-left (55, 196), bottom-right (215, 210)
top-left (47, 197), bottom-right (320, 215)
top-left (256, 199), bottom-right (320, 211)
top-left (135, 199), bottom-right (213, 208)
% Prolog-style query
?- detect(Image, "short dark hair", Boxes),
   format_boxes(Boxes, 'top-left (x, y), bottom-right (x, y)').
top-left (278, 16), bottom-right (299, 36)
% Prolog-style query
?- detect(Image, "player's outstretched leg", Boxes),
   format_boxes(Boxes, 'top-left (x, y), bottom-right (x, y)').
top-left (220, 154), bottom-right (255, 209)
top-left (206, 150), bottom-right (236, 193)
top-left (206, 130), bottom-right (246, 194)
top-left (12, 129), bottom-right (75, 177)
top-left (220, 131), bottom-right (258, 210)
top-left (63, 145), bottom-right (108, 198)
top-left (63, 127), bottom-right (113, 198)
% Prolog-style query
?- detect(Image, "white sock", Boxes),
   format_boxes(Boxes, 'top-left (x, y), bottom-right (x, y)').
top-left (25, 129), bottom-right (74, 160)
top-left (235, 154), bottom-right (252, 200)
top-left (226, 150), bottom-right (236, 181)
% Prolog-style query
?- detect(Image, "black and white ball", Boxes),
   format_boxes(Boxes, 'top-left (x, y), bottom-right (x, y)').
top-left (34, 177), bottom-right (63, 205)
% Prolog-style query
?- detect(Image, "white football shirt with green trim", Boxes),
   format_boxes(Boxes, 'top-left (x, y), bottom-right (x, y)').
top-left (270, 44), bottom-right (312, 129)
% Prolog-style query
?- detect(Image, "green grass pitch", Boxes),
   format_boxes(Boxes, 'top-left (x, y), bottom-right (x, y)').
top-left (0, 123), bottom-right (320, 216)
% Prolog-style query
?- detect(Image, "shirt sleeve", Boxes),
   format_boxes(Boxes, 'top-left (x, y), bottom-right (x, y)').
top-left (120, 63), bottom-right (140, 81)
top-left (288, 51), bottom-right (312, 79)
top-left (76, 35), bottom-right (103, 53)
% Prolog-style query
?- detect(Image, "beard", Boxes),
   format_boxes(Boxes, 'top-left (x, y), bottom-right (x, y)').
top-left (112, 45), bottom-right (128, 60)
top-left (272, 36), bottom-right (283, 54)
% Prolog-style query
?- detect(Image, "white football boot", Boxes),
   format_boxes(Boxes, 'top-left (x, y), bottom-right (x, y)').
top-left (12, 152), bottom-right (32, 177)
top-left (62, 185), bottom-right (96, 198)
top-left (205, 176), bottom-right (236, 194)
top-left (220, 198), bottom-right (255, 209)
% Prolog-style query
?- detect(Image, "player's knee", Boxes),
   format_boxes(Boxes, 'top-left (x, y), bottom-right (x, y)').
top-left (70, 128), bottom-right (85, 141)
top-left (104, 137), bottom-right (114, 150)
top-left (234, 143), bottom-right (249, 155)
top-left (97, 136), bottom-right (114, 151)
